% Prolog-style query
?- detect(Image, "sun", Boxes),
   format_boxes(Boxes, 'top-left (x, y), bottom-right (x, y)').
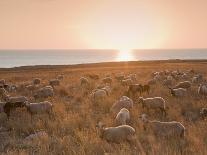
top-left (116, 49), bottom-right (134, 61)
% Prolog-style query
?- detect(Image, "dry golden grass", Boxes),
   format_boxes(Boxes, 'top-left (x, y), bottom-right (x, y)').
top-left (0, 60), bottom-right (207, 155)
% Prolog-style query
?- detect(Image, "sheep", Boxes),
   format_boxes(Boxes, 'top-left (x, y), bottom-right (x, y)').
top-left (101, 85), bottom-right (111, 95)
top-left (57, 74), bottom-right (64, 80)
top-left (198, 84), bottom-right (207, 96)
top-left (173, 81), bottom-right (191, 89)
top-left (111, 96), bottom-right (133, 113)
top-left (3, 96), bottom-right (28, 118)
top-left (115, 73), bottom-right (125, 81)
top-left (121, 78), bottom-right (133, 86)
top-left (33, 78), bottom-right (41, 85)
top-left (128, 74), bottom-right (137, 81)
top-left (80, 77), bottom-right (89, 86)
top-left (138, 97), bottom-right (166, 116)
top-left (25, 101), bottom-right (53, 117)
top-left (200, 108), bottom-right (207, 119)
top-left (169, 88), bottom-right (187, 97)
top-left (4, 95), bottom-right (28, 103)
top-left (91, 89), bottom-right (108, 102)
top-left (49, 79), bottom-right (60, 87)
top-left (115, 108), bottom-right (130, 125)
top-left (127, 84), bottom-right (142, 97)
top-left (192, 74), bottom-right (203, 84)
top-left (34, 86), bottom-right (54, 99)
top-left (102, 77), bottom-right (112, 85)
top-left (140, 114), bottom-right (185, 138)
top-left (96, 122), bottom-right (136, 144)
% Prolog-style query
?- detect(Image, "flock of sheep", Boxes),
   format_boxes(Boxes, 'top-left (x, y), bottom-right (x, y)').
top-left (0, 68), bottom-right (207, 148)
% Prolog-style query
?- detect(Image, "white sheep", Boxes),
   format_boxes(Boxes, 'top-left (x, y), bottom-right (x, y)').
top-left (198, 84), bottom-right (207, 96)
top-left (111, 96), bottom-right (133, 113)
top-left (169, 88), bottom-right (187, 97)
top-left (49, 79), bottom-right (60, 87)
top-left (140, 114), bottom-right (185, 138)
top-left (80, 77), bottom-right (89, 86)
top-left (5, 96), bottom-right (28, 103)
top-left (173, 81), bottom-right (191, 89)
top-left (91, 89), bottom-right (108, 102)
top-left (25, 101), bottom-right (53, 115)
top-left (115, 108), bottom-right (130, 125)
top-left (96, 122), bottom-right (136, 143)
top-left (138, 97), bottom-right (166, 116)
top-left (34, 86), bottom-right (54, 99)
top-left (128, 74), bottom-right (137, 81)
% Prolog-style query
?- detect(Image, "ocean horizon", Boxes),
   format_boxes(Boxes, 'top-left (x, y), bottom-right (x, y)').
top-left (0, 49), bottom-right (207, 68)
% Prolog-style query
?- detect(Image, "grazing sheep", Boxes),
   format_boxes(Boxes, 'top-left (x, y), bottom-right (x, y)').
top-left (4, 95), bottom-right (28, 103)
top-left (200, 108), bottom-right (207, 119)
top-left (121, 78), bottom-right (133, 86)
top-left (33, 78), bottom-right (41, 85)
top-left (140, 114), bottom-right (185, 138)
top-left (101, 86), bottom-right (112, 95)
top-left (80, 77), bottom-right (89, 86)
top-left (49, 79), bottom-right (60, 87)
top-left (3, 96), bottom-right (28, 118)
top-left (142, 84), bottom-right (150, 94)
top-left (115, 108), bottom-right (130, 125)
top-left (138, 97), bottom-right (166, 116)
top-left (96, 122), bottom-right (136, 144)
top-left (111, 96), bottom-right (133, 113)
top-left (102, 77), bottom-right (112, 85)
top-left (91, 89), bottom-right (108, 102)
top-left (128, 74), bottom-right (137, 81)
top-left (169, 88), bottom-right (187, 97)
top-left (24, 131), bottom-right (48, 142)
top-left (127, 84), bottom-right (143, 97)
top-left (115, 73), bottom-right (125, 81)
top-left (198, 84), bottom-right (207, 96)
top-left (25, 101), bottom-right (53, 116)
top-left (57, 74), bottom-right (64, 80)
top-left (173, 81), bottom-right (191, 89)
top-left (34, 86), bottom-right (54, 99)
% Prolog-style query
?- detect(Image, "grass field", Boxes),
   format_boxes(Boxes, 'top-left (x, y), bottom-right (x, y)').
top-left (0, 60), bottom-right (207, 155)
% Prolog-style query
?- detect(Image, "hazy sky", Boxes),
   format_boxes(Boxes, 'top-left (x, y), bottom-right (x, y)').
top-left (0, 0), bottom-right (207, 49)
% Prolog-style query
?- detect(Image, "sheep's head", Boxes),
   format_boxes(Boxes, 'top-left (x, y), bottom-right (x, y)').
top-left (96, 122), bottom-right (106, 139)
top-left (139, 114), bottom-right (149, 123)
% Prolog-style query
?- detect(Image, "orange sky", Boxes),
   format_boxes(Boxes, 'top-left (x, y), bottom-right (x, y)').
top-left (0, 0), bottom-right (207, 49)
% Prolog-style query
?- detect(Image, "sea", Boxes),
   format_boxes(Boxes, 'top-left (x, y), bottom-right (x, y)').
top-left (0, 49), bottom-right (207, 68)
